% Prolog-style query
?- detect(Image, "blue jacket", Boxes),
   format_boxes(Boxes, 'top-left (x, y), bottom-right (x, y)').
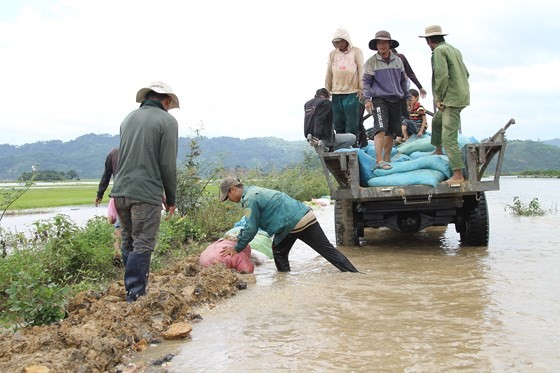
top-left (235, 186), bottom-right (310, 252)
top-left (362, 52), bottom-right (410, 101)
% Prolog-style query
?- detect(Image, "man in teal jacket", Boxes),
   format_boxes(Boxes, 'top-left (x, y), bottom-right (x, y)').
top-left (420, 25), bottom-right (470, 184)
top-left (219, 177), bottom-right (358, 272)
top-left (111, 81), bottom-right (180, 302)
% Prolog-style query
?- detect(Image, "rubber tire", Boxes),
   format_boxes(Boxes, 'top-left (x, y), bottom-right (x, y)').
top-left (334, 200), bottom-right (359, 246)
top-left (460, 192), bottom-right (489, 246)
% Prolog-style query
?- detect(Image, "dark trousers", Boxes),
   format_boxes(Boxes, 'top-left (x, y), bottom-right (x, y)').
top-left (273, 222), bottom-right (358, 272)
top-left (115, 197), bottom-right (162, 301)
top-left (115, 197), bottom-right (161, 256)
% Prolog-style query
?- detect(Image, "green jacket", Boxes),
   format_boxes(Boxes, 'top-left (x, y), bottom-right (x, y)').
top-left (235, 186), bottom-right (310, 252)
top-left (431, 42), bottom-right (470, 107)
top-left (111, 100), bottom-right (178, 206)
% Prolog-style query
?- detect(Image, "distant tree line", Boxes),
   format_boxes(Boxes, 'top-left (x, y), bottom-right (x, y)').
top-left (19, 169), bottom-right (79, 181)
top-left (0, 133), bottom-right (559, 181)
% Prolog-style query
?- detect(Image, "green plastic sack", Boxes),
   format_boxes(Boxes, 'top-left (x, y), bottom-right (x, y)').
top-left (224, 226), bottom-right (273, 259)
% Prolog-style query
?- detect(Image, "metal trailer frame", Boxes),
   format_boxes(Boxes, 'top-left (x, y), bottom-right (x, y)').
top-left (314, 119), bottom-right (514, 246)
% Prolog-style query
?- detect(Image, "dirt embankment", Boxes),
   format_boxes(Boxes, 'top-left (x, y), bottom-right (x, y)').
top-left (0, 256), bottom-right (250, 372)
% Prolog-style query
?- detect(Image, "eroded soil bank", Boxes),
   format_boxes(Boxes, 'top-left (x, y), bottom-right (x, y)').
top-left (0, 256), bottom-right (251, 372)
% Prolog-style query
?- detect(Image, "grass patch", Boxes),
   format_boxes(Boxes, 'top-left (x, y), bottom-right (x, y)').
top-left (514, 170), bottom-right (560, 178)
top-left (8, 185), bottom-right (101, 210)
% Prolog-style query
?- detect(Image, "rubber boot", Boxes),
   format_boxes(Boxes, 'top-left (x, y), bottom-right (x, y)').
top-left (124, 251), bottom-right (152, 302)
top-left (121, 249), bottom-right (130, 268)
top-left (273, 253), bottom-right (291, 272)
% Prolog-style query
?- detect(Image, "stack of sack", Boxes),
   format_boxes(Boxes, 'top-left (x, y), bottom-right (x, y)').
top-left (336, 134), bottom-right (478, 188)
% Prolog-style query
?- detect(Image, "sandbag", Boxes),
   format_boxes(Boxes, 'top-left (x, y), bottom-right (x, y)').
top-left (362, 142), bottom-right (398, 159)
top-left (250, 250), bottom-right (269, 265)
top-left (373, 155), bottom-right (452, 179)
top-left (399, 133), bottom-right (479, 156)
top-left (199, 239), bottom-right (254, 273)
top-left (396, 135), bottom-right (435, 155)
top-left (224, 226), bottom-right (273, 259)
top-left (391, 153), bottom-right (411, 163)
top-left (356, 149), bottom-right (376, 186)
top-left (335, 148), bottom-right (375, 186)
top-left (363, 143), bottom-right (376, 158)
top-left (458, 134), bottom-right (479, 149)
top-left (409, 151), bottom-right (435, 159)
top-left (367, 169), bottom-right (447, 188)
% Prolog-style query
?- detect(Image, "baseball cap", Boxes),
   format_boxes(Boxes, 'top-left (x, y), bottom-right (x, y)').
top-left (219, 177), bottom-right (242, 201)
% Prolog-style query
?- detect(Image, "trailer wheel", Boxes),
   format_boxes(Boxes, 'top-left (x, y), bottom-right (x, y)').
top-left (460, 192), bottom-right (489, 246)
top-left (334, 200), bottom-right (359, 246)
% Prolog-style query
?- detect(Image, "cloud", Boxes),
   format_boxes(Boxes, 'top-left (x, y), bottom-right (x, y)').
top-left (1, 0), bottom-right (559, 145)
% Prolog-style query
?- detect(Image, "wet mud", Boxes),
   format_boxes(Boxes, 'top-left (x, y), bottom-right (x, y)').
top-left (0, 256), bottom-right (251, 372)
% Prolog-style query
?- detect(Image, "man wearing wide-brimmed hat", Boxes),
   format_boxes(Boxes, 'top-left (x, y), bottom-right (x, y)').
top-left (419, 25), bottom-right (470, 185)
top-left (362, 30), bottom-right (411, 170)
top-left (111, 81), bottom-right (180, 302)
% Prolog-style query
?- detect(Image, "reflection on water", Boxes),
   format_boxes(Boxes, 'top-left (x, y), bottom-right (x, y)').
top-left (5, 178), bottom-right (560, 371)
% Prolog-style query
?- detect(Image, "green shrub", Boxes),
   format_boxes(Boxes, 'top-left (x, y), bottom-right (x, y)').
top-left (0, 250), bottom-right (47, 317)
top-left (1, 215), bottom-right (117, 326)
top-left (505, 196), bottom-right (557, 216)
top-left (191, 195), bottom-right (244, 240)
top-left (32, 215), bottom-right (116, 284)
top-left (173, 127), bottom-right (241, 240)
top-left (251, 149), bottom-right (329, 202)
top-left (256, 170), bottom-right (329, 202)
top-left (157, 216), bottom-right (205, 253)
top-left (5, 270), bottom-right (67, 327)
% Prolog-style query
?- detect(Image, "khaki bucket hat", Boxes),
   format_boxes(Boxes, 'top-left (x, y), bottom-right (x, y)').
top-left (136, 81), bottom-right (180, 109)
top-left (419, 25), bottom-right (449, 38)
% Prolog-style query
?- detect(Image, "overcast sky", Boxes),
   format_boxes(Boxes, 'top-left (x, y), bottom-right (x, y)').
top-left (1, 0), bottom-right (559, 146)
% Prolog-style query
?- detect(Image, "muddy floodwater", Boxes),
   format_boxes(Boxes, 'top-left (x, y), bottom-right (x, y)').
top-left (4, 177), bottom-right (560, 372)
top-left (126, 177), bottom-right (558, 372)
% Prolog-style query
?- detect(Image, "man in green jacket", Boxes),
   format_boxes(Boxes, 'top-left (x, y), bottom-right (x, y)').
top-left (111, 81), bottom-right (180, 302)
top-left (420, 25), bottom-right (470, 184)
top-left (219, 177), bottom-right (358, 272)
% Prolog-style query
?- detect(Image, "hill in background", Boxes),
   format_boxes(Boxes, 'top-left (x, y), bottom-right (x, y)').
top-left (543, 139), bottom-right (560, 147)
top-left (0, 134), bottom-right (308, 181)
top-left (0, 135), bottom-right (559, 181)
